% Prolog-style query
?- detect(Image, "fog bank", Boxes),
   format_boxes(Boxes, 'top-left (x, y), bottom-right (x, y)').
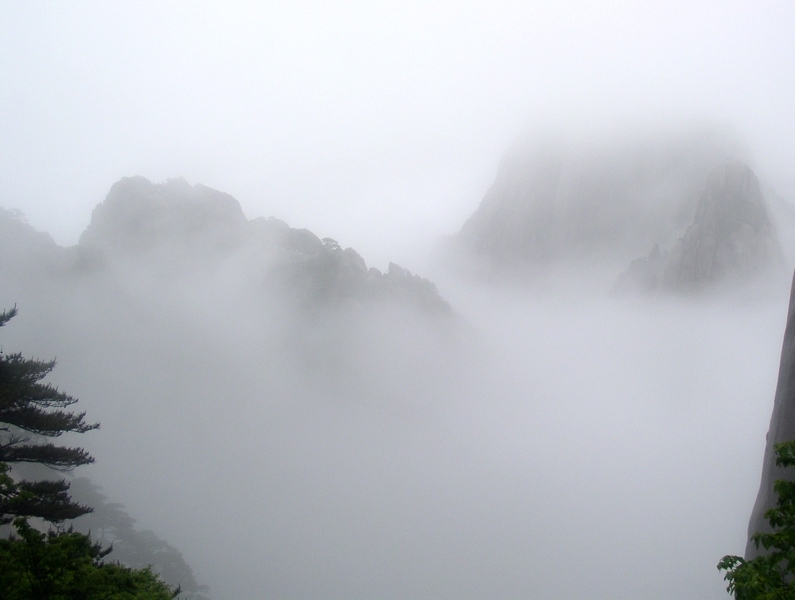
top-left (1, 262), bottom-right (788, 597)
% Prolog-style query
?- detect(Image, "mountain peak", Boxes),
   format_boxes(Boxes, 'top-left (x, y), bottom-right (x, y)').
top-left (615, 160), bottom-right (783, 292)
top-left (79, 176), bottom-right (247, 256)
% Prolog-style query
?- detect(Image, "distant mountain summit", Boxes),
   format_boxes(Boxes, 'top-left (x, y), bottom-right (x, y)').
top-left (616, 161), bottom-right (783, 291)
top-left (2, 176), bottom-right (451, 314)
top-left (668, 161), bottom-right (780, 285)
top-left (452, 129), bottom-right (786, 292)
top-left (456, 131), bottom-right (734, 266)
top-left (79, 176), bottom-right (247, 257)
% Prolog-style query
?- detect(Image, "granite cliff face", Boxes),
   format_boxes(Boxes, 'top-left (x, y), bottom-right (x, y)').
top-left (615, 161), bottom-right (783, 292)
top-left (665, 162), bottom-right (779, 286)
top-left (455, 131), bottom-right (740, 271)
top-left (746, 269), bottom-right (795, 558)
top-left (453, 131), bottom-right (785, 291)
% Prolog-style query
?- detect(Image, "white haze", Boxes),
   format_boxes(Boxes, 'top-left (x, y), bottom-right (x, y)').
top-left (1, 260), bottom-right (791, 598)
top-left (1, 2), bottom-right (795, 599)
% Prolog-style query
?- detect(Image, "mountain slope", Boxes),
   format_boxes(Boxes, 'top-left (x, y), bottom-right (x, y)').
top-left (615, 161), bottom-right (783, 292)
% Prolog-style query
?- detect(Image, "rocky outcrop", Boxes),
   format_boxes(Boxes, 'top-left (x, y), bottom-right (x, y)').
top-left (458, 144), bottom-right (566, 265)
top-left (615, 162), bottom-right (783, 292)
top-left (613, 244), bottom-right (669, 293)
top-left (746, 269), bottom-right (795, 558)
top-left (454, 129), bottom-right (742, 272)
top-left (665, 162), bottom-right (779, 286)
top-left (3, 177), bottom-right (451, 314)
top-left (79, 176), bottom-right (248, 258)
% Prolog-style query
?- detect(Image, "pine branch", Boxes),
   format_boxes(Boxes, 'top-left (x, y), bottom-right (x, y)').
top-left (0, 442), bottom-right (95, 470)
top-left (0, 306), bottom-right (17, 329)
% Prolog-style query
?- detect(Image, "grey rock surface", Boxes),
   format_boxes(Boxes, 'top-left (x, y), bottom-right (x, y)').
top-left (746, 269), bottom-right (795, 558)
top-left (80, 176), bottom-right (247, 257)
top-left (663, 161), bottom-right (780, 288)
top-left (4, 176), bottom-right (451, 314)
top-left (615, 162), bottom-right (783, 292)
top-left (454, 129), bottom-right (742, 273)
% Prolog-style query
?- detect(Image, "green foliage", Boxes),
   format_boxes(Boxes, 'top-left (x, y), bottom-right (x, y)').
top-left (0, 517), bottom-right (178, 599)
top-left (719, 440), bottom-right (795, 599)
top-left (0, 463), bottom-right (92, 525)
top-left (68, 478), bottom-right (210, 599)
top-left (0, 306), bottom-right (97, 524)
top-left (0, 307), bottom-right (188, 598)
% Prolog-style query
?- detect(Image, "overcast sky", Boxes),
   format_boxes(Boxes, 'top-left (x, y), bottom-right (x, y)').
top-left (1, 1), bottom-right (794, 268)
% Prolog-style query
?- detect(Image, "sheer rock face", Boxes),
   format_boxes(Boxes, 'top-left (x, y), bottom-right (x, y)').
top-left (662, 161), bottom-right (780, 288)
top-left (615, 162), bottom-right (783, 292)
top-left (458, 146), bottom-right (567, 265)
top-left (746, 269), bottom-right (795, 558)
top-left (455, 131), bottom-right (740, 273)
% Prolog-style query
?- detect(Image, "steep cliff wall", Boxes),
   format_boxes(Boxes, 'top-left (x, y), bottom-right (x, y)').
top-left (746, 269), bottom-right (795, 557)
top-left (455, 129), bottom-right (742, 273)
top-left (615, 161), bottom-right (783, 292)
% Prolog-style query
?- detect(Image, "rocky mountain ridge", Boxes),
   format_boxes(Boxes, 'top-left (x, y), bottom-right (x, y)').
top-left (0, 176), bottom-right (458, 599)
top-left (1, 176), bottom-right (451, 314)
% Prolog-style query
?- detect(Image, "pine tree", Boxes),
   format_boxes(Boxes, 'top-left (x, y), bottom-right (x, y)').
top-left (0, 307), bottom-right (182, 598)
top-left (0, 306), bottom-right (98, 524)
